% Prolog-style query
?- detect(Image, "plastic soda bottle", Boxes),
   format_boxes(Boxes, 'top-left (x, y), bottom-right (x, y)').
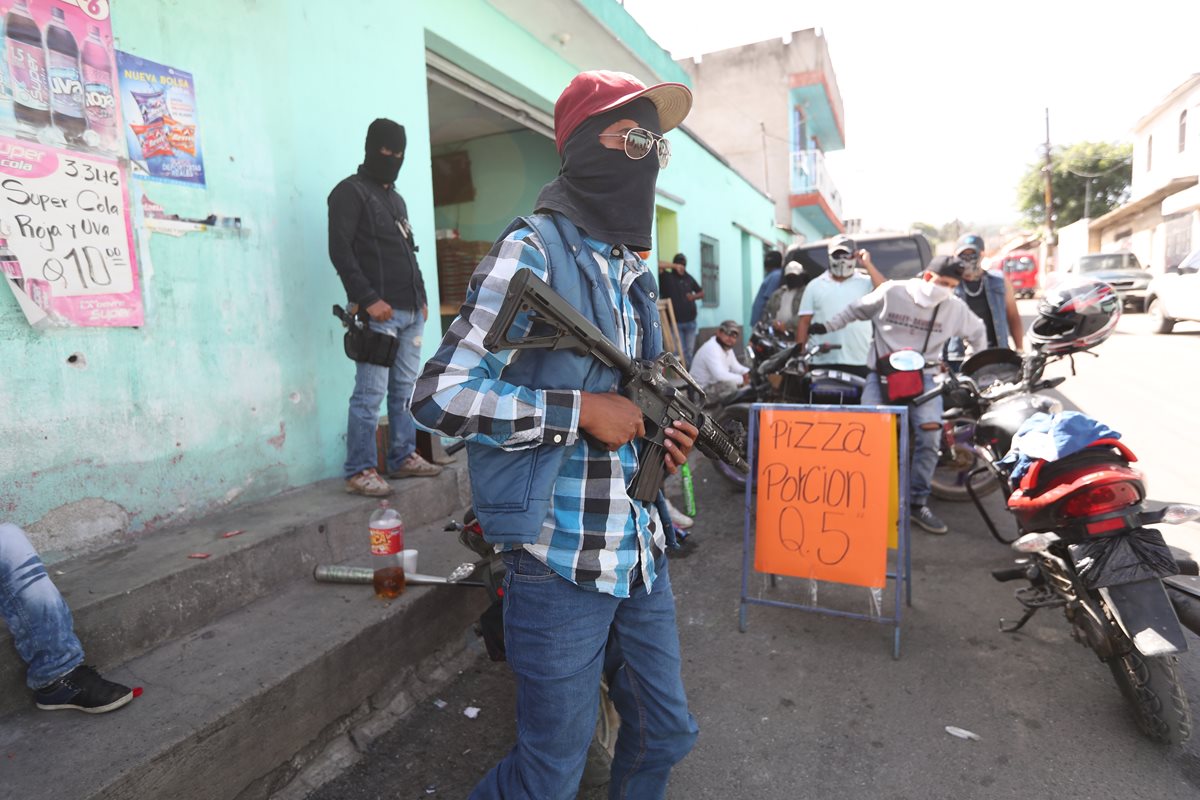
top-left (44, 6), bottom-right (85, 145)
top-left (80, 26), bottom-right (116, 151)
top-left (368, 501), bottom-right (405, 599)
top-left (680, 462), bottom-right (697, 517)
top-left (5, 0), bottom-right (49, 131)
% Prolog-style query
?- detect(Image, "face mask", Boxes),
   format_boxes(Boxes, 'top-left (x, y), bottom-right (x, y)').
top-left (784, 275), bottom-right (805, 289)
top-left (961, 264), bottom-right (984, 282)
top-left (829, 254), bottom-right (856, 278)
top-left (363, 150), bottom-right (403, 184)
top-left (908, 278), bottom-right (952, 307)
top-left (535, 98), bottom-right (662, 250)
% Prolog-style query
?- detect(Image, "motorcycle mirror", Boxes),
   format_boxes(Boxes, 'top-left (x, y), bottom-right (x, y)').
top-left (888, 350), bottom-right (926, 371)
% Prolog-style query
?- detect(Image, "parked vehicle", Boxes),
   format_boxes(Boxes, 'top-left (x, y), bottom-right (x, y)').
top-left (997, 253), bottom-right (1039, 298)
top-left (929, 347), bottom-right (1063, 501)
top-left (914, 279), bottom-right (1200, 744)
top-left (711, 336), bottom-right (865, 489)
top-left (786, 231), bottom-right (933, 281)
top-left (1145, 246), bottom-right (1200, 333)
top-left (1061, 252), bottom-right (1152, 312)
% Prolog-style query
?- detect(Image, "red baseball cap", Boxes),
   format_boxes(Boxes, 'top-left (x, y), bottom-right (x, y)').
top-left (553, 70), bottom-right (693, 154)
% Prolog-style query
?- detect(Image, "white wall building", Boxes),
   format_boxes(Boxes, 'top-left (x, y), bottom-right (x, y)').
top-left (1090, 74), bottom-right (1200, 272)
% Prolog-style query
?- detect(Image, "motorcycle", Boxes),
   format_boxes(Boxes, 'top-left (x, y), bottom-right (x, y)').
top-left (910, 376), bottom-right (1200, 745)
top-left (711, 339), bottom-right (865, 489)
top-left (929, 347), bottom-right (1067, 501)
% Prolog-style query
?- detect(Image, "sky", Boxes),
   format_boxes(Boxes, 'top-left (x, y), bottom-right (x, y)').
top-left (620, 0), bottom-right (1200, 232)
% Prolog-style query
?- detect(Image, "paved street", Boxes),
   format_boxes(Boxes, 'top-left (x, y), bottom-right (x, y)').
top-left (314, 306), bottom-right (1200, 800)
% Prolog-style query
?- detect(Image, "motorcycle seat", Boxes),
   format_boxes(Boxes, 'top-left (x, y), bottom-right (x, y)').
top-left (1019, 438), bottom-right (1137, 495)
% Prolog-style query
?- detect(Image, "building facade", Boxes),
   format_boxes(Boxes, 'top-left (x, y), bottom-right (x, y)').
top-left (0, 0), bottom-right (776, 551)
top-left (679, 29), bottom-right (847, 244)
top-left (1087, 74), bottom-right (1200, 272)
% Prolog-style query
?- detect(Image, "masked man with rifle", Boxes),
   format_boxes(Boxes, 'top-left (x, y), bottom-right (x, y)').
top-left (412, 71), bottom-right (702, 799)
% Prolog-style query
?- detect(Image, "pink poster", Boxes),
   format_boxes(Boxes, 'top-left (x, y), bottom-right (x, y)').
top-left (0, 0), bottom-right (141, 328)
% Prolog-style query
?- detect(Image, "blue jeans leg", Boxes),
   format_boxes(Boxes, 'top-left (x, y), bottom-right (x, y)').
top-left (908, 373), bottom-right (944, 506)
top-left (385, 309), bottom-right (424, 472)
top-left (0, 523), bottom-right (84, 689)
top-left (862, 373), bottom-right (942, 506)
top-left (471, 552), bottom-right (695, 799)
top-left (606, 560), bottom-right (698, 800)
top-left (676, 321), bottom-right (698, 366)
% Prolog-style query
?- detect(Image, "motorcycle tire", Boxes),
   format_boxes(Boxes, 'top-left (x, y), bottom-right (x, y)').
top-left (930, 441), bottom-right (1000, 502)
top-left (1107, 650), bottom-right (1192, 745)
top-left (710, 405), bottom-right (751, 491)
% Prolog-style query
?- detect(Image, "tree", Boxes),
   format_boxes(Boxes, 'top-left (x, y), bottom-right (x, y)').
top-left (1017, 141), bottom-right (1132, 229)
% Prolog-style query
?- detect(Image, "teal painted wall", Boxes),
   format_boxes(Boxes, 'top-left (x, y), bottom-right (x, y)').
top-left (432, 131), bottom-right (559, 241)
top-left (0, 0), bottom-right (773, 551)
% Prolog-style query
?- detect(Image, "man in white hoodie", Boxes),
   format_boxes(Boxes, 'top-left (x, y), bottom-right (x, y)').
top-left (809, 255), bottom-right (986, 534)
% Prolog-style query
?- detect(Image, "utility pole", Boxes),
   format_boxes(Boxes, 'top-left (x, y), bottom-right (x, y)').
top-left (1042, 108), bottom-right (1054, 243)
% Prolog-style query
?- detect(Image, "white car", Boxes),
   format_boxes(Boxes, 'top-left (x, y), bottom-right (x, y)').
top-left (1146, 247), bottom-right (1200, 333)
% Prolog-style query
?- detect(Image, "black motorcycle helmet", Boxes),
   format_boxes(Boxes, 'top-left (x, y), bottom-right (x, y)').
top-left (1028, 278), bottom-right (1121, 355)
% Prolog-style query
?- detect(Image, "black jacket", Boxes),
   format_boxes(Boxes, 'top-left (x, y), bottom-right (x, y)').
top-left (657, 268), bottom-right (701, 323)
top-left (328, 168), bottom-right (427, 310)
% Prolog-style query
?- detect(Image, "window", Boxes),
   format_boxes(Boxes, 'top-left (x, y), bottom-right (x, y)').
top-left (1147, 135), bottom-right (1153, 171)
top-left (699, 235), bottom-right (719, 307)
top-left (1181, 110), bottom-right (1188, 153)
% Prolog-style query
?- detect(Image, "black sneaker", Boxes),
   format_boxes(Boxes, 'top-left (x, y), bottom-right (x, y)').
top-left (911, 505), bottom-right (949, 535)
top-left (35, 665), bottom-right (135, 714)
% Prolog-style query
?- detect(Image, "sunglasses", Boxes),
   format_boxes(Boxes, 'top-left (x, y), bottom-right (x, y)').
top-left (598, 127), bottom-right (671, 168)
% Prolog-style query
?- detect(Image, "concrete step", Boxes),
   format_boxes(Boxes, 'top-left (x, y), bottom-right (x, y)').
top-left (0, 513), bottom-right (491, 800)
top-left (0, 465), bottom-right (471, 716)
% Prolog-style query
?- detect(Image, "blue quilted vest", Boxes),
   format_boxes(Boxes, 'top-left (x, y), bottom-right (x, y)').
top-left (467, 212), bottom-right (671, 545)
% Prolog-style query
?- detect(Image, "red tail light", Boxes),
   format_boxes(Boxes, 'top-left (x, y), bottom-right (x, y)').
top-left (1061, 481), bottom-right (1141, 519)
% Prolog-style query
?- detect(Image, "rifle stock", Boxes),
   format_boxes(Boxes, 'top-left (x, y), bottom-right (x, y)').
top-left (484, 269), bottom-right (749, 501)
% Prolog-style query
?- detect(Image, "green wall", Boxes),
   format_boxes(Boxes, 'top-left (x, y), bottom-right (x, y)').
top-left (432, 131), bottom-right (559, 242)
top-left (0, 0), bottom-right (774, 550)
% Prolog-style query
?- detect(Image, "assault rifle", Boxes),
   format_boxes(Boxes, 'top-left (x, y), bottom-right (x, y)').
top-left (482, 268), bottom-right (749, 502)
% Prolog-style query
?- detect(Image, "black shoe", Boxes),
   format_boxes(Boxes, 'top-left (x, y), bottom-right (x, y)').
top-left (35, 665), bottom-right (135, 714)
top-left (911, 505), bottom-right (949, 535)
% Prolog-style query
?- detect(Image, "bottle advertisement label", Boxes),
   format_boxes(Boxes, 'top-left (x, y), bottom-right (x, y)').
top-left (369, 522), bottom-right (404, 556)
top-left (0, 0), bottom-right (139, 330)
top-left (8, 41), bottom-right (49, 111)
top-left (48, 52), bottom-right (84, 117)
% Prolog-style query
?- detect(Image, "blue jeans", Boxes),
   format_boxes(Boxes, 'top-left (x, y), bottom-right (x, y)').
top-left (471, 550), bottom-right (698, 800)
top-left (862, 372), bottom-right (943, 506)
top-left (344, 309), bottom-right (425, 477)
top-left (675, 320), bottom-right (698, 366)
top-left (0, 523), bottom-right (83, 689)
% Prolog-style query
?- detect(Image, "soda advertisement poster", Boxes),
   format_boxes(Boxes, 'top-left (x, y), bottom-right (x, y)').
top-left (0, 0), bottom-right (143, 328)
top-left (115, 51), bottom-right (204, 187)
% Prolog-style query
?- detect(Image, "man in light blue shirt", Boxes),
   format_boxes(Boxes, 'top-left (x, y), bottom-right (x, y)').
top-left (794, 234), bottom-right (883, 375)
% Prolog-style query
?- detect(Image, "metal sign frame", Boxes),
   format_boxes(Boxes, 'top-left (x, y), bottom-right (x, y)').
top-left (739, 402), bottom-right (913, 659)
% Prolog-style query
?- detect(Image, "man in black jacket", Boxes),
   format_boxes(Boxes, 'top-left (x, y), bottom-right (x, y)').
top-left (657, 252), bottom-right (703, 364)
top-left (328, 118), bottom-right (441, 497)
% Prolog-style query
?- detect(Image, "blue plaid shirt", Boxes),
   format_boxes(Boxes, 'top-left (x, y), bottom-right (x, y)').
top-left (411, 225), bottom-right (665, 598)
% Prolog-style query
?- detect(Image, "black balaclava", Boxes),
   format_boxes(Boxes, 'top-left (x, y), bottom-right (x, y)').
top-left (362, 118), bottom-right (406, 185)
top-left (535, 98), bottom-right (661, 250)
top-left (784, 273), bottom-right (806, 290)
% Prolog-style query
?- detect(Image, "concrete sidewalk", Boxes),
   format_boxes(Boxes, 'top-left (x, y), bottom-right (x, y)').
top-left (0, 462), bottom-right (488, 800)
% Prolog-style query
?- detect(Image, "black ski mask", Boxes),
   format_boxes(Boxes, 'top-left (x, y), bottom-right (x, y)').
top-left (535, 98), bottom-right (662, 250)
top-left (362, 118), bottom-right (406, 185)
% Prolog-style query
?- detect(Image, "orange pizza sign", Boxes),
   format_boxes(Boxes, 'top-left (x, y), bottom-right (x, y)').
top-left (754, 408), bottom-right (895, 589)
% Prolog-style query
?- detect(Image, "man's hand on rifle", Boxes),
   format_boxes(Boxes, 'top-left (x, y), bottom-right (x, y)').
top-left (663, 420), bottom-right (698, 475)
top-left (579, 392), bottom-right (645, 451)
